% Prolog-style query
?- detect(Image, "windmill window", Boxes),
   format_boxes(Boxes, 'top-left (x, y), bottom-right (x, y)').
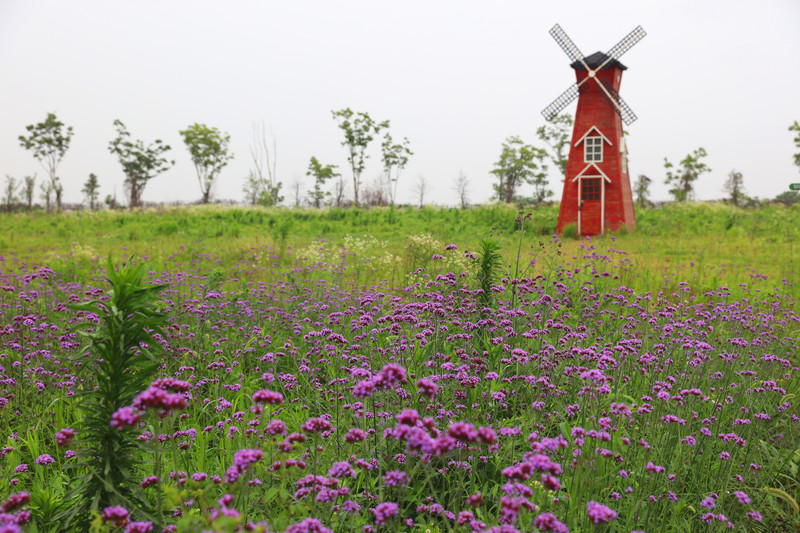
top-left (582, 178), bottom-right (601, 201)
top-left (584, 137), bottom-right (603, 162)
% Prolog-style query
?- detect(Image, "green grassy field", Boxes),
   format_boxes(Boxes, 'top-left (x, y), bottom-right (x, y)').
top-left (1, 202), bottom-right (798, 299)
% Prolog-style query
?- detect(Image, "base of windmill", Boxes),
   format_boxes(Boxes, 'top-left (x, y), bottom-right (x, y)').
top-left (542, 24), bottom-right (645, 236)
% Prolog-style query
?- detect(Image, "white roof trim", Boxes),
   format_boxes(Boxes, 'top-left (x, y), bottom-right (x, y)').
top-left (574, 126), bottom-right (612, 147)
top-left (571, 163), bottom-right (612, 183)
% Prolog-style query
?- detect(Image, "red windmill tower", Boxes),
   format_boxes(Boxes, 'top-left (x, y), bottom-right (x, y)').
top-left (542, 24), bottom-right (646, 235)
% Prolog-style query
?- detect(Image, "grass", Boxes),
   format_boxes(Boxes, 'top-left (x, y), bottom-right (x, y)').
top-left (0, 202), bottom-right (797, 532)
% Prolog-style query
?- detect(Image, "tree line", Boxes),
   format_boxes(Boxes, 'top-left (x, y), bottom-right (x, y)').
top-left (6, 112), bottom-right (800, 213)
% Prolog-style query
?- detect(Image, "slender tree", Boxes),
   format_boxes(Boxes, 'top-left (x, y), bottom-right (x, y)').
top-left (664, 147), bottom-right (710, 202)
top-left (22, 174), bottom-right (36, 211)
top-left (108, 120), bottom-right (174, 209)
top-left (18, 112), bottom-right (73, 212)
top-left (179, 123), bottom-right (233, 204)
top-left (413, 175), bottom-right (428, 208)
top-left (491, 136), bottom-right (549, 203)
top-left (331, 108), bottom-right (388, 207)
top-left (250, 121), bottom-right (282, 206)
top-left (242, 170), bottom-right (262, 206)
top-left (39, 181), bottom-right (54, 213)
top-left (82, 173), bottom-right (101, 210)
top-left (723, 169), bottom-right (746, 207)
top-left (381, 133), bottom-right (412, 206)
top-left (3, 176), bottom-right (18, 212)
top-left (306, 157), bottom-right (339, 208)
top-left (536, 113), bottom-right (573, 181)
top-left (453, 172), bottom-right (470, 209)
top-left (633, 174), bottom-right (651, 207)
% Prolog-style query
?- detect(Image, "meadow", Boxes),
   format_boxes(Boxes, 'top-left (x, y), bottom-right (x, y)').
top-left (0, 202), bottom-right (798, 532)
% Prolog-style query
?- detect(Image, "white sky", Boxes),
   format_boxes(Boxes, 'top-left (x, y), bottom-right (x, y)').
top-left (1, 0), bottom-right (799, 207)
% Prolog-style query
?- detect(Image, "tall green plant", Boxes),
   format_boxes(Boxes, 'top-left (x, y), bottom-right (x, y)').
top-left (61, 259), bottom-right (167, 528)
top-left (476, 238), bottom-right (503, 309)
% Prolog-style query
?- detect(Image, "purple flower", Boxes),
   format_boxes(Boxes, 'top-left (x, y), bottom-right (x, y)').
top-left (13, 464), bottom-right (28, 474)
top-left (700, 497), bottom-right (716, 509)
top-left (301, 417), bottom-right (332, 434)
top-left (110, 406), bottom-right (142, 429)
top-left (533, 512), bottom-right (568, 532)
top-left (372, 502), bottom-right (399, 525)
top-left (284, 518), bottom-right (334, 533)
top-left (35, 454), bottom-right (55, 466)
top-left (1, 492), bottom-right (30, 512)
top-left (416, 378), bottom-right (439, 400)
top-left (734, 491), bottom-right (751, 504)
top-left (383, 471), bottom-right (410, 487)
top-left (101, 505), bottom-right (130, 527)
top-left (125, 522), bottom-right (154, 533)
top-left (586, 501), bottom-right (617, 524)
top-left (55, 428), bottom-right (75, 447)
top-left (252, 389), bottom-right (284, 405)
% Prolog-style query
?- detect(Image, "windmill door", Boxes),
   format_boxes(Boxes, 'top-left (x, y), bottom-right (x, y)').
top-left (579, 177), bottom-right (602, 235)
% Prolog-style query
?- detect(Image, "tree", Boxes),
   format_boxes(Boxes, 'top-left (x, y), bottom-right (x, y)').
top-left (664, 147), bottom-right (710, 202)
top-left (82, 173), bottom-right (101, 210)
top-left (18, 112), bottom-right (73, 212)
top-left (536, 113), bottom-right (573, 181)
top-left (331, 108), bottom-right (388, 207)
top-left (179, 123), bottom-right (233, 204)
top-left (3, 176), bottom-right (18, 212)
top-left (108, 119), bottom-right (174, 209)
top-left (723, 169), bottom-right (746, 207)
top-left (413, 175), bottom-right (428, 208)
top-left (790, 121), bottom-right (800, 171)
top-left (306, 157), bottom-right (339, 208)
top-left (381, 133), bottom-right (412, 206)
top-left (39, 181), bottom-right (54, 213)
top-left (22, 174), bottom-right (36, 211)
top-left (242, 171), bottom-right (262, 206)
top-left (776, 191), bottom-right (800, 206)
top-left (453, 172), bottom-right (470, 209)
top-left (290, 176), bottom-right (303, 208)
top-left (633, 174), bottom-right (651, 207)
top-left (250, 121), bottom-right (282, 206)
top-left (490, 136), bottom-right (549, 203)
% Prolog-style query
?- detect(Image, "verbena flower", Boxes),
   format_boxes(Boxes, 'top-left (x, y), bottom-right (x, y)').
top-left (586, 501), bottom-right (617, 524)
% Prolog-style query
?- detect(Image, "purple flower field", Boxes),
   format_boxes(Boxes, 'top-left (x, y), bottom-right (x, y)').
top-left (0, 237), bottom-right (798, 532)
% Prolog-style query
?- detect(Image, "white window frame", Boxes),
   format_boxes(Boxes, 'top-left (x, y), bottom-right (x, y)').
top-left (584, 136), bottom-right (603, 163)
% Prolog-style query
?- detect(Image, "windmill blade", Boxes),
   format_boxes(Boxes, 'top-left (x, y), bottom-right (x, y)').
top-left (596, 78), bottom-right (638, 125)
top-left (541, 83), bottom-right (580, 121)
top-left (549, 24), bottom-right (591, 71)
top-left (595, 25), bottom-right (647, 72)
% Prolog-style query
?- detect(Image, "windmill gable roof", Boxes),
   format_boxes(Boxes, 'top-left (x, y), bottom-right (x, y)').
top-left (571, 51), bottom-right (627, 71)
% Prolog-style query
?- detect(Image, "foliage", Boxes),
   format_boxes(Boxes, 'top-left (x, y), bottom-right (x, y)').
top-left (775, 190), bottom-right (800, 206)
top-left (331, 108), bottom-right (389, 207)
top-left (491, 136), bottom-right (550, 203)
top-left (179, 123), bottom-right (234, 204)
top-left (536, 113), bottom-right (573, 180)
top-left (633, 174), bottom-right (651, 207)
top-left (82, 173), bottom-right (101, 210)
top-left (22, 174), bottom-right (36, 211)
top-left (664, 147), bottom-right (710, 202)
top-left (306, 157), bottom-right (340, 208)
top-left (475, 237), bottom-right (503, 308)
top-left (18, 112), bottom-right (73, 211)
top-left (61, 259), bottom-right (168, 528)
top-left (3, 175), bottom-right (18, 212)
top-left (108, 120), bottom-right (175, 209)
top-left (381, 133), bottom-right (413, 206)
top-left (790, 120), bottom-right (800, 170)
top-left (723, 169), bottom-right (746, 207)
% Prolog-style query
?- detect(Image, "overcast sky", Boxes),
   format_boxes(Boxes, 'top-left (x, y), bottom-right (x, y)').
top-left (1, 0), bottom-right (799, 207)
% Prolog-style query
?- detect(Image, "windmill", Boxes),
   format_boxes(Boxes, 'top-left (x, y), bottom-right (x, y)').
top-left (542, 24), bottom-right (646, 235)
